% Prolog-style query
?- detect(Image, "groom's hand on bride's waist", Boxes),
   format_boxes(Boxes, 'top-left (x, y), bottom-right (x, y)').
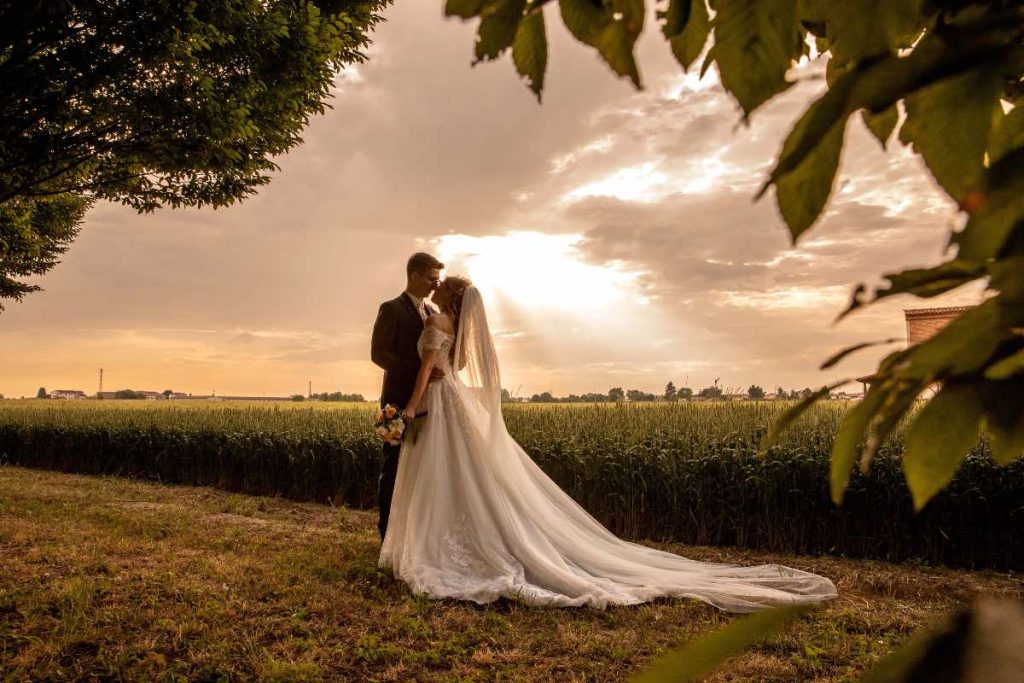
top-left (429, 368), bottom-right (445, 381)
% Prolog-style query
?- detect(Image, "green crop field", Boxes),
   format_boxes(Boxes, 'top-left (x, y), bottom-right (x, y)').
top-left (1, 399), bottom-right (1022, 569)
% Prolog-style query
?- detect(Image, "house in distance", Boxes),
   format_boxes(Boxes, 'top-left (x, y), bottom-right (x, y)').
top-left (857, 306), bottom-right (974, 393)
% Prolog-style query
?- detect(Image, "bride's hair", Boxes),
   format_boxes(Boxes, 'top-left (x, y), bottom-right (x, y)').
top-left (442, 276), bottom-right (472, 358)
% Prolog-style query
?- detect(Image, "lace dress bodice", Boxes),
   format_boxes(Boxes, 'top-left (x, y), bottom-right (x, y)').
top-left (418, 325), bottom-right (454, 373)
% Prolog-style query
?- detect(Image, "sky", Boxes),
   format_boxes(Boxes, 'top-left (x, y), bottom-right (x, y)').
top-left (0, 3), bottom-right (983, 400)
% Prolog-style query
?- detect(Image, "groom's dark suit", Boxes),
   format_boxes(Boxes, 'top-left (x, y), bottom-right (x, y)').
top-left (371, 292), bottom-right (429, 540)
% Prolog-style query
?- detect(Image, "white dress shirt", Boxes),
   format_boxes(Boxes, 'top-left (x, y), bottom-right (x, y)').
top-left (405, 291), bottom-right (429, 322)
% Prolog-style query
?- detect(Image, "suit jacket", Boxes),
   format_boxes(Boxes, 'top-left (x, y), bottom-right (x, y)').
top-left (371, 293), bottom-right (433, 409)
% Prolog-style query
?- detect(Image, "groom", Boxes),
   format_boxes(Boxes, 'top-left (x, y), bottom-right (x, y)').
top-left (370, 252), bottom-right (445, 541)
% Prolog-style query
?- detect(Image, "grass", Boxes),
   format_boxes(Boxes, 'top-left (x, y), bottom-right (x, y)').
top-left (1, 465), bottom-right (1022, 682)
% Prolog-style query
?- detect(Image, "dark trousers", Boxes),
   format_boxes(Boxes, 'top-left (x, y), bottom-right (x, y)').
top-left (377, 442), bottom-right (401, 541)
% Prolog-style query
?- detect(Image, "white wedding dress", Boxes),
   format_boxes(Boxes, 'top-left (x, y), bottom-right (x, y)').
top-left (378, 288), bottom-right (837, 612)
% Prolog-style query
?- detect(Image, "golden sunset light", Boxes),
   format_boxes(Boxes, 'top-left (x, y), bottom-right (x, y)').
top-left (0, 2), bottom-right (981, 401)
top-left (434, 231), bottom-right (645, 312)
top-left (4, 3), bottom-right (1020, 678)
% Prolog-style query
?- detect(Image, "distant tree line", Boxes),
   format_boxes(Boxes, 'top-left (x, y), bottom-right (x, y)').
top-left (502, 380), bottom-right (831, 404)
top-left (309, 392), bottom-right (366, 402)
top-left (113, 389), bottom-right (146, 400)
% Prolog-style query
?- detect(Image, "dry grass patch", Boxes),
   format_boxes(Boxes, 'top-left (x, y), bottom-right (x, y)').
top-left (1, 465), bottom-right (1021, 682)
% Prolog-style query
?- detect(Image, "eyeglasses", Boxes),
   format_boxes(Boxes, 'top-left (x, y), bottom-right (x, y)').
top-left (416, 273), bottom-right (441, 287)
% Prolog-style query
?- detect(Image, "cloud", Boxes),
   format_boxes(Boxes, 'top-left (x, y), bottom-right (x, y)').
top-left (0, 3), bottom-right (982, 399)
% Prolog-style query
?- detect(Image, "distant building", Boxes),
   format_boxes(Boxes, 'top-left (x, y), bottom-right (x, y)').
top-left (51, 389), bottom-right (87, 400)
top-left (830, 391), bottom-right (863, 400)
top-left (904, 306), bottom-right (974, 345)
top-left (857, 306), bottom-right (974, 393)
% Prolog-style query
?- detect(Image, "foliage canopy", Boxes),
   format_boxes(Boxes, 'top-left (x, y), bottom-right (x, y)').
top-left (0, 0), bottom-right (387, 307)
top-left (448, 0), bottom-right (1024, 510)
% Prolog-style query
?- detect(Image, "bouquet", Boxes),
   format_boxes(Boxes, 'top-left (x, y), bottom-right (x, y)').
top-left (374, 404), bottom-right (405, 446)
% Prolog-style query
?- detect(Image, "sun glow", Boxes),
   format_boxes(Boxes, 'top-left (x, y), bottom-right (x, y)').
top-left (563, 163), bottom-right (670, 203)
top-left (433, 232), bottom-right (645, 313)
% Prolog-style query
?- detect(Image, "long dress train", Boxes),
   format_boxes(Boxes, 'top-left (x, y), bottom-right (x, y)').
top-left (379, 289), bottom-right (837, 612)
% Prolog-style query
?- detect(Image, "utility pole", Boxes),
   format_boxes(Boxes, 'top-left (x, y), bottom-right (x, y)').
top-left (98, 368), bottom-right (103, 397)
top-left (308, 380), bottom-right (312, 399)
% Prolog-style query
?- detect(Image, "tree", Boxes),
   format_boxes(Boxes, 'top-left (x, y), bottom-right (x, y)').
top-left (608, 387), bottom-right (625, 402)
top-left (35, 387), bottom-right (46, 399)
top-left (501, 388), bottom-right (512, 402)
top-left (162, 390), bottom-right (174, 399)
top-left (311, 391), bottom-right (366, 402)
top-left (775, 386), bottom-right (786, 400)
top-left (291, 394), bottom-right (305, 402)
top-left (446, 0), bottom-right (1024, 515)
top-left (697, 384), bottom-right (722, 400)
top-left (748, 385), bottom-right (765, 400)
top-left (114, 389), bottom-right (142, 399)
top-left (626, 389), bottom-right (656, 401)
top-left (0, 195), bottom-right (88, 311)
top-left (0, 0), bottom-right (386, 309)
top-left (664, 381), bottom-right (677, 401)
top-left (677, 386), bottom-right (693, 401)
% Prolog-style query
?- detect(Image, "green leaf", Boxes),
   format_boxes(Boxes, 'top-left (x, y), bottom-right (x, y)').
top-left (820, 338), bottom-right (900, 370)
top-left (559, 0), bottom-right (608, 44)
top-left (898, 65), bottom-right (1002, 202)
top-left (838, 259), bottom-right (987, 320)
top-left (558, 0), bottom-right (643, 87)
top-left (774, 119), bottom-right (846, 240)
top-left (904, 299), bottom-right (1005, 379)
top-left (446, 0), bottom-right (486, 18)
top-left (860, 611), bottom-right (964, 683)
top-left (903, 384), bottom-right (984, 510)
top-left (764, 25), bottom-right (1014, 207)
top-left (952, 183), bottom-right (1024, 262)
top-left (592, 17), bottom-right (642, 87)
top-left (630, 605), bottom-right (810, 683)
top-left (861, 105), bottom-right (899, 149)
top-left (830, 384), bottom-right (888, 504)
top-left (985, 348), bottom-right (1024, 380)
top-left (761, 383), bottom-right (844, 451)
top-left (474, 0), bottom-right (527, 63)
top-left (818, 0), bottom-right (925, 67)
top-left (880, 260), bottom-right (984, 299)
top-left (512, 9), bottom-right (547, 100)
top-left (613, 0), bottom-right (645, 33)
top-left (859, 381), bottom-right (923, 476)
top-left (986, 414), bottom-right (1024, 466)
top-left (839, 258), bottom-right (985, 319)
top-left (668, 0), bottom-right (710, 71)
top-left (659, 0), bottom-right (692, 38)
top-left (989, 430), bottom-right (1024, 465)
top-left (980, 378), bottom-right (1024, 465)
top-left (865, 599), bottom-right (1024, 683)
top-left (990, 105), bottom-right (1024, 165)
top-left (710, 0), bottom-right (801, 116)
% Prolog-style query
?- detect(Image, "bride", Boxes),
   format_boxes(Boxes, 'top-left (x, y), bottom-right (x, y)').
top-left (378, 276), bottom-right (837, 612)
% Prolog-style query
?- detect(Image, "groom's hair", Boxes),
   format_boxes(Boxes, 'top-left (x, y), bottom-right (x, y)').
top-left (407, 252), bottom-right (444, 277)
